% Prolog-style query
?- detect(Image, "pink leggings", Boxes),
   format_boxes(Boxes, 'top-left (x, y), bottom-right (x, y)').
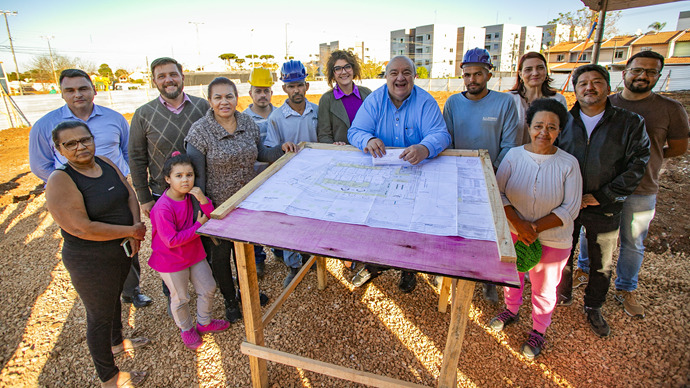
top-left (504, 234), bottom-right (571, 334)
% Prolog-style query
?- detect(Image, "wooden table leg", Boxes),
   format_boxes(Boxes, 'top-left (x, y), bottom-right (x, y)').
top-left (316, 256), bottom-right (327, 290)
top-left (437, 277), bottom-right (452, 313)
top-left (234, 242), bottom-right (268, 388)
top-left (438, 279), bottom-right (475, 388)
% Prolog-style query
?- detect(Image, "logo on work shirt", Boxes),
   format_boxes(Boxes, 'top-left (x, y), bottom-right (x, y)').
top-left (482, 117), bottom-right (498, 122)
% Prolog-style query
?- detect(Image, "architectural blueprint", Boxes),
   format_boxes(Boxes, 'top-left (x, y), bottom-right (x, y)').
top-left (239, 148), bottom-right (497, 241)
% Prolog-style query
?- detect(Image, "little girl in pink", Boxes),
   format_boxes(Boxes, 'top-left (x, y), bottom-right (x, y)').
top-left (149, 152), bottom-right (229, 350)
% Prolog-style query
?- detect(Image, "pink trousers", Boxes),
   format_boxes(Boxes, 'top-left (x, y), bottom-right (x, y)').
top-left (504, 234), bottom-right (571, 334)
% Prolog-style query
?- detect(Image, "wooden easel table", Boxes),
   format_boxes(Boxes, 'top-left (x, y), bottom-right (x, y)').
top-left (198, 143), bottom-right (518, 387)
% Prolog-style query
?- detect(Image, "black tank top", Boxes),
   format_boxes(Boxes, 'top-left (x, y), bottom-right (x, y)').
top-left (58, 157), bottom-right (133, 248)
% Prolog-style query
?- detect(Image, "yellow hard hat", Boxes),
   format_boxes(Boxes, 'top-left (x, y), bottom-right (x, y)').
top-left (248, 68), bottom-right (274, 87)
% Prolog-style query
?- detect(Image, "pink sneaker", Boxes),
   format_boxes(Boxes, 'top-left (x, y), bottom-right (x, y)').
top-left (180, 328), bottom-right (202, 350)
top-left (197, 319), bottom-right (230, 334)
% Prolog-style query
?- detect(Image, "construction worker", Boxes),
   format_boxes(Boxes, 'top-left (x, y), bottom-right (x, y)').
top-left (265, 60), bottom-right (319, 288)
top-left (243, 67), bottom-right (280, 278)
top-left (243, 68), bottom-right (276, 144)
top-left (443, 48), bottom-right (520, 303)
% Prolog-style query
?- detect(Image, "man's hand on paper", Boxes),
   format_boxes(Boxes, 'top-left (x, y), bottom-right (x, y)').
top-left (365, 137), bottom-right (386, 158)
top-left (400, 144), bottom-right (429, 165)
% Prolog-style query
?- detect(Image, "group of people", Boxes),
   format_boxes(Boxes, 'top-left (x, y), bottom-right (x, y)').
top-left (28, 45), bottom-right (687, 386)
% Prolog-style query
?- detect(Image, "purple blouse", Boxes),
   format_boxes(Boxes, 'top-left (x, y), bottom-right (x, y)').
top-left (333, 84), bottom-right (364, 124)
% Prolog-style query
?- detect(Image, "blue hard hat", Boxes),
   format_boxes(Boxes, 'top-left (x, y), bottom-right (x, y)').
top-left (280, 60), bottom-right (307, 83)
top-left (462, 48), bottom-right (493, 69)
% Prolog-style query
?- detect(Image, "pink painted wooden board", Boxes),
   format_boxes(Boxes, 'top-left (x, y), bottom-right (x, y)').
top-left (199, 208), bottom-right (519, 286)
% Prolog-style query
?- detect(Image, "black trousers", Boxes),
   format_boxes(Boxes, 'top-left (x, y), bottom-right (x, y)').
top-left (557, 210), bottom-right (621, 308)
top-left (202, 237), bottom-right (238, 309)
top-left (62, 241), bottom-right (130, 382)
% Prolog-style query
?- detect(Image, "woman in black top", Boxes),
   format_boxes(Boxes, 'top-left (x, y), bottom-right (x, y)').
top-left (45, 121), bottom-right (149, 388)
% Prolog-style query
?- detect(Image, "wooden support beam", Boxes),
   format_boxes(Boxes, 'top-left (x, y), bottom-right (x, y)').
top-left (316, 256), bottom-right (327, 290)
top-left (438, 279), bottom-right (475, 388)
top-left (261, 255), bottom-right (316, 328)
top-left (241, 342), bottom-right (426, 388)
top-left (234, 242), bottom-right (268, 388)
top-left (437, 277), bottom-right (452, 313)
top-left (479, 150), bottom-right (516, 263)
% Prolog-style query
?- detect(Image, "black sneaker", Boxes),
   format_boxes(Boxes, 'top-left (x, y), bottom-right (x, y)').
top-left (522, 330), bottom-right (546, 359)
top-left (584, 306), bottom-right (610, 337)
top-left (351, 267), bottom-right (378, 288)
top-left (398, 271), bottom-right (417, 293)
top-left (122, 293), bottom-right (153, 308)
top-left (489, 309), bottom-right (519, 332)
top-left (225, 305), bottom-right (242, 323)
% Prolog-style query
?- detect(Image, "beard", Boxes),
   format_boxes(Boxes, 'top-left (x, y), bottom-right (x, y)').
top-left (625, 77), bottom-right (656, 94)
top-left (466, 83), bottom-right (486, 95)
top-left (158, 83), bottom-right (183, 100)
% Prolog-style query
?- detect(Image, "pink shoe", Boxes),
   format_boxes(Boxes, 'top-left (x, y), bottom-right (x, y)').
top-left (197, 319), bottom-right (230, 334)
top-left (181, 328), bottom-right (202, 350)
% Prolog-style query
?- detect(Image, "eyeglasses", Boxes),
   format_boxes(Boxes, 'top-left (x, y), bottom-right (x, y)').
top-left (61, 136), bottom-right (93, 151)
top-left (333, 64), bottom-right (353, 73)
top-left (627, 68), bottom-right (660, 77)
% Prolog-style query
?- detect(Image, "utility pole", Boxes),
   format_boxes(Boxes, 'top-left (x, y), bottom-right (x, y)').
top-left (1, 10), bottom-right (22, 95)
top-left (188, 21), bottom-right (204, 70)
top-left (40, 35), bottom-right (59, 87)
top-left (285, 23), bottom-right (289, 60)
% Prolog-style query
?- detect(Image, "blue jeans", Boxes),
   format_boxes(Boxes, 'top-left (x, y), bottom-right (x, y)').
top-left (578, 194), bottom-right (656, 291)
top-left (283, 250), bottom-right (303, 269)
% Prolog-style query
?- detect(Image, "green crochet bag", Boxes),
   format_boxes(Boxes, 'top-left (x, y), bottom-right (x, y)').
top-left (514, 239), bottom-right (542, 273)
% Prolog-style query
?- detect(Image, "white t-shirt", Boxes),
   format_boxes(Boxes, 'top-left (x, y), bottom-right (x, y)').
top-left (579, 110), bottom-right (605, 138)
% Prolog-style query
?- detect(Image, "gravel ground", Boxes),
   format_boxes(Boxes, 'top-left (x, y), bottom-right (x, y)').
top-left (0, 192), bottom-right (688, 387)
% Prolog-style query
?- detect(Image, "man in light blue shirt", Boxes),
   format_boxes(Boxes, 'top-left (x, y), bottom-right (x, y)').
top-left (28, 68), bottom-right (152, 308)
top-left (265, 61), bottom-right (318, 148)
top-left (443, 48), bottom-right (519, 170)
top-left (347, 55), bottom-right (451, 292)
top-left (29, 70), bottom-right (130, 182)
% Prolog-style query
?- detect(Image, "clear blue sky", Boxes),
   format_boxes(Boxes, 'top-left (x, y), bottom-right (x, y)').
top-left (1, 0), bottom-right (688, 73)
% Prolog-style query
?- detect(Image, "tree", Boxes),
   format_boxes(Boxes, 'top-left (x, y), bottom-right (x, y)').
top-left (219, 53), bottom-right (238, 67)
top-left (547, 7), bottom-right (622, 40)
top-left (259, 54), bottom-right (274, 60)
top-left (235, 58), bottom-right (246, 69)
top-left (361, 60), bottom-right (384, 79)
top-left (115, 69), bottom-right (129, 80)
top-left (648, 22), bottom-right (666, 32)
top-left (416, 67), bottom-right (429, 79)
top-left (305, 62), bottom-right (319, 81)
top-left (29, 53), bottom-right (94, 83)
top-left (98, 63), bottom-right (113, 80)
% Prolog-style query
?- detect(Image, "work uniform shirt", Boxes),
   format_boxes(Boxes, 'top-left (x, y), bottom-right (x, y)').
top-left (265, 100), bottom-right (318, 147)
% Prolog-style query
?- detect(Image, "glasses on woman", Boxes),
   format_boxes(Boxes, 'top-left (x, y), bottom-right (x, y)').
top-left (333, 64), bottom-right (353, 73)
top-left (61, 136), bottom-right (94, 151)
top-left (627, 68), bottom-right (660, 77)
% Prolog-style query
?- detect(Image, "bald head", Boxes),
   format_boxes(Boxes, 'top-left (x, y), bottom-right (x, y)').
top-left (386, 56), bottom-right (415, 75)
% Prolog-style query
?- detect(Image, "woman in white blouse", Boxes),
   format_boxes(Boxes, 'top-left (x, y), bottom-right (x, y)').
top-left (489, 98), bottom-right (582, 359)
top-left (509, 52), bottom-right (568, 145)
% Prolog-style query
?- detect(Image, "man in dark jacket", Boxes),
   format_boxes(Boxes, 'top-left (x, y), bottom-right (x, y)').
top-left (555, 64), bottom-right (650, 337)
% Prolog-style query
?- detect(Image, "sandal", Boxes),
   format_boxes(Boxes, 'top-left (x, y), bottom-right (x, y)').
top-left (101, 371), bottom-right (147, 387)
top-left (111, 337), bottom-right (150, 357)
